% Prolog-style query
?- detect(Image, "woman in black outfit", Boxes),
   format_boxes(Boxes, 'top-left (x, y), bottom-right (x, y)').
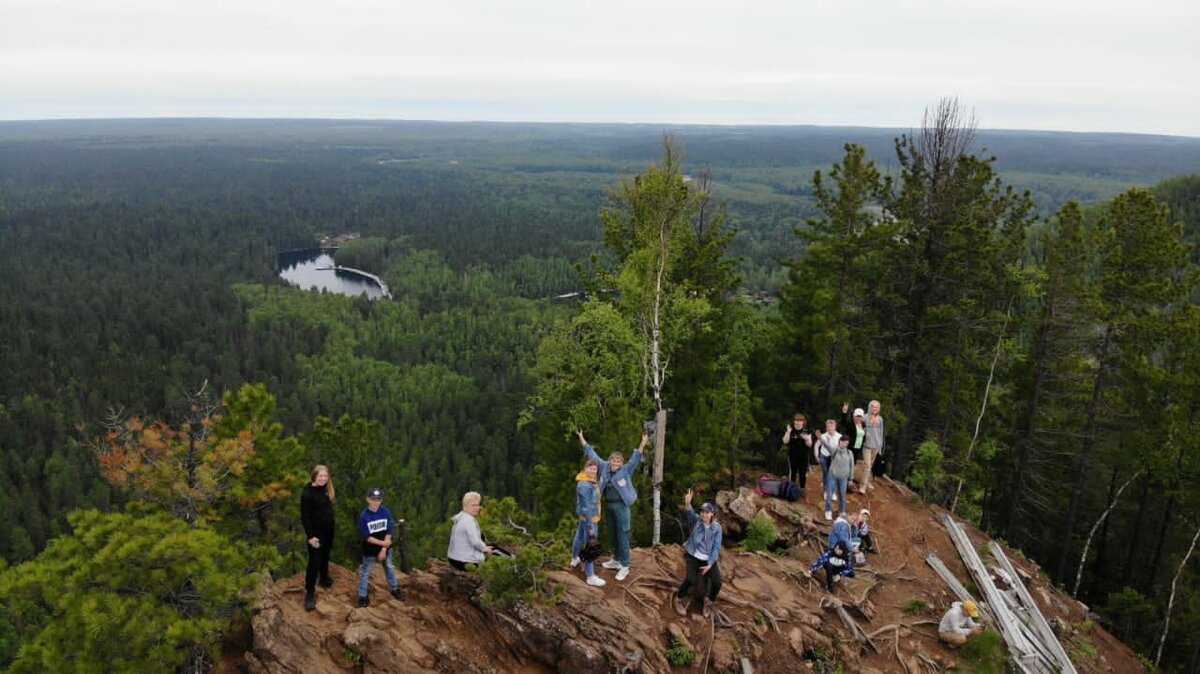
top-left (301, 464), bottom-right (336, 611)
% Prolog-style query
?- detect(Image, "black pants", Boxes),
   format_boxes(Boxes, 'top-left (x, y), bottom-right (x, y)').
top-left (787, 451), bottom-right (809, 488)
top-left (449, 559), bottom-right (468, 571)
top-left (822, 562), bottom-right (846, 591)
top-left (677, 552), bottom-right (722, 601)
top-left (304, 530), bottom-right (334, 593)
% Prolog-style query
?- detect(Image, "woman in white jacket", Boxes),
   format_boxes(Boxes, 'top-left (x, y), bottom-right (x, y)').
top-left (447, 491), bottom-right (492, 570)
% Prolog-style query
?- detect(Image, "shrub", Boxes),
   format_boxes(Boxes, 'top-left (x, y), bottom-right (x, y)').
top-left (908, 440), bottom-right (946, 499)
top-left (902, 599), bottom-right (929, 615)
top-left (959, 629), bottom-right (1007, 674)
top-left (666, 636), bottom-right (695, 666)
top-left (743, 514), bottom-right (777, 553)
top-left (475, 543), bottom-right (568, 608)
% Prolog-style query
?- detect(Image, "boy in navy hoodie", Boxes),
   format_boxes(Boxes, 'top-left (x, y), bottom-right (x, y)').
top-left (356, 487), bottom-right (405, 607)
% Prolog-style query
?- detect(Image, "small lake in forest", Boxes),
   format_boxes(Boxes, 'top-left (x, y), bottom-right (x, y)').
top-left (277, 250), bottom-right (387, 299)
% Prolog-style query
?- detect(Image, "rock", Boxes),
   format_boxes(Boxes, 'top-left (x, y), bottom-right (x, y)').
top-left (788, 627), bottom-right (806, 656)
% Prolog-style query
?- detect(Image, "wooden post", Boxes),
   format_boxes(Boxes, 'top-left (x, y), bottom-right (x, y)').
top-left (652, 408), bottom-right (667, 545)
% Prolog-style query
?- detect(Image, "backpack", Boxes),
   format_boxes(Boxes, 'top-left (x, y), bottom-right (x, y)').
top-left (781, 480), bottom-right (801, 502)
top-left (757, 474), bottom-right (783, 497)
top-left (580, 536), bottom-right (603, 562)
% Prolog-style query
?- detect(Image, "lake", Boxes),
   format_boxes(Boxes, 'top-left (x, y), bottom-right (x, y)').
top-left (277, 250), bottom-right (387, 299)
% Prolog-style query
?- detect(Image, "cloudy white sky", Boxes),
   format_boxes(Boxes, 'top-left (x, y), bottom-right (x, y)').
top-left (2, 0), bottom-right (1197, 136)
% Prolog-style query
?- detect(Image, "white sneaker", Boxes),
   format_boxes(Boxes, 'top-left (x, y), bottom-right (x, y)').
top-left (615, 566), bottom-right (630, 581)
top-left (832, 492), bottom-right (838, 503)
top-left (569, 557), bottom-right (580, 568)
top-left (601, 559), bottom-right (622, 570)
top-left (825, 511), bottom-right (833, 520)
top-left (586, 575), bottom-right (607, 587)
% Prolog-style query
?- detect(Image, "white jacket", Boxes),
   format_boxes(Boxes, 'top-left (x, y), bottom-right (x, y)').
top-left (939, 602), bottom-right (980, 635)
top-left (447, 511), bottom-right (488, 563)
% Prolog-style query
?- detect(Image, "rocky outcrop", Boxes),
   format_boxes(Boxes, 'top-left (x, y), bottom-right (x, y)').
top-left (239, 471), bottom-right (1146, 673)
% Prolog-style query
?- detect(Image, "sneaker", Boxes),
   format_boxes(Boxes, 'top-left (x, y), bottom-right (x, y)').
top-left (569, 556), bottom-right (581, 568)
top-left (825, 511), bottom-right (832, 520)
top-left (832, 492), bottom-right (838, 503)
top-left (391, 587), bottom-right (406, 601)
top-left (586, 575), bottom-right (607, 587)
top-left (702, 597), bottom-right (715, 618)
top-left (615, 566), bottom-right (630, 582)
top-left (319, 577), bottom-right (334, 588)
top-left (304, 592), bottom-right (316, 612)
top-left (358, 596), bottom-right (370, 608)
top-left (601, 559), bottom-right (623, 570)
top-left (672, 595), bottom-right (688, 616)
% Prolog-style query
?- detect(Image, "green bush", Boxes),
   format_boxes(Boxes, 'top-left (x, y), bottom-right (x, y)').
top-left (743, 514), bottom-right (777, 553)
top-left (902, 599), bottom-right (929, 615)
top-left (908, 440), bottom-right (946, 499)
top-left (959, 629), bottom-right (1007, 674)
top-left (666, 636), bottom-right (695, 666)
top-left (475, 543), bottom-right (568, 608)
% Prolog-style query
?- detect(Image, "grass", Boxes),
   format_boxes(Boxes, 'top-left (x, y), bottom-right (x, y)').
top-left (959, 629), bottom-right (1007, 674)
top-left (902, 599), bottom-right (929, 615)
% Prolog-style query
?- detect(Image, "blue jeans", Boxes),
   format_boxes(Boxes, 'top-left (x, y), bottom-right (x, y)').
top-left (819, 456), bottom-right (831, 502)
top-left (826, 476), bottom-right (848, 515)
top-left (572, 520), bottom-right (598, 577)
top-left (606, 501), bottom-right (632, 567)
top-left (358, 550), bottom-right (399, 597)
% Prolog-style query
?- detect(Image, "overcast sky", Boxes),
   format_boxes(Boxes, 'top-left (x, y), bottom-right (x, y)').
top-left (2, 0), bottom-right (1197, 136)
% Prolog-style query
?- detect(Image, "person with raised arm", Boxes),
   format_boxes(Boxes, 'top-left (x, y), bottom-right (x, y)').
top-left (672, 488), bottom-right (724, 617)
top-left (577, 429), bottom-right (646, 582)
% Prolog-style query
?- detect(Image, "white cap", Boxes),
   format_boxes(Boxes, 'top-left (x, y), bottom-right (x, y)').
top-left (853, 408), bottom-right (865, 417)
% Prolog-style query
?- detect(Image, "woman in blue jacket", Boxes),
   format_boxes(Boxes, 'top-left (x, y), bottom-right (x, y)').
top-left (570, 458), bottom-right (606, 587)
top-left (673, 488), bottom-right (724, 617)
top-left (577, 430), bottom-right (647, 582)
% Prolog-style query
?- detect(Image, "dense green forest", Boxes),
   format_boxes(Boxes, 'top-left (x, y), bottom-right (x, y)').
top-left (0, 117), bottom-right (1198, 671)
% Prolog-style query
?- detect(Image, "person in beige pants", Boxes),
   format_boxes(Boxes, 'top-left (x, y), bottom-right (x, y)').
top-left (859, 400), bottom-right (884, 492)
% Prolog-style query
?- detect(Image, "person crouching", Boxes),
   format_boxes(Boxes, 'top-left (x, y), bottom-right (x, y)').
top-left (809, 540), bottom-right (855, 593)
top-left (673, 489), bottom-right (723, 617)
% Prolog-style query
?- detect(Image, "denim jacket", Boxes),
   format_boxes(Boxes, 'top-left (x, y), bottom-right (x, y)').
top-left (576, 475), bottom-right (601, 522)
top-left (583, 444), bottom-right (643, 506)
top-left (682, 508), bottom-right (723, 564)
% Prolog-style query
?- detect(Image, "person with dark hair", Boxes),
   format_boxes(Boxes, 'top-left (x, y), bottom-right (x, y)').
top-left (826, 434), bottom-right (854, 520)
top-left (570, 458), bottom-right (606, 587)
top-left (673, 489), bottom-right (724, 618)
top-left (782, 413), bottom-right (814, 493)
top-left (809, 540), bottom-right (855, 593)
top-left (356, 487), bottom-right (405, 607)
top-left (578, 429), bottom-right (647, 582)
top-left (301, 464), bottom-right (337, 611)
top-left (447, 491), bottom-right (492, 570)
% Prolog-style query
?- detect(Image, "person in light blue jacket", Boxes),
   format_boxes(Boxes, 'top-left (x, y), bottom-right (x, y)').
top-left (672, 488), bottom-right (724, 617)
top-left (577, 430), bottom-right (647, 581)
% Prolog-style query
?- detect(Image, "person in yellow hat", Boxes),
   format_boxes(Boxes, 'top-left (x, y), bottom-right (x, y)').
top-left (938, 600), bottom-right (983, 646)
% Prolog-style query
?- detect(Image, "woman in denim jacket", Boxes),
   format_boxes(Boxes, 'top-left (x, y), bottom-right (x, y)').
top-left (672, 488), bottom-right (723, 617)
top-left (570, 458), bottom-right (606, 587)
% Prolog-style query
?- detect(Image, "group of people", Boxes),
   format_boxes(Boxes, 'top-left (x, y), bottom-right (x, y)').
top-left (300, 398), bottom-right (986, 653)
top-left (783, 400), bottom-right (885, 520)
top-left (299, 464), bottom-right (406, 612)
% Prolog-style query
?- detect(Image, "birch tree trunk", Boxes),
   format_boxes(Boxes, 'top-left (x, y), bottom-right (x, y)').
top-left (1156, 523), bottom-right (1200, 667)
top-left (1072, 469), bottom-right (1142, 596)
top-left (649, 210), bottom-right (668, 546)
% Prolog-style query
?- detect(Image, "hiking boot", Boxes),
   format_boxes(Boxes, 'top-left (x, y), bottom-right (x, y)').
top-left (319, 577), bottom-right (334, 588)
top-left (304, 592), bottom-right (316, 612)
top-left (615, 566), bottom-right (630, 582)
top-left (358, 595), bottom-right (370, 608)
top-left (602, 559), bottom-right (622, 570)
top-left (586, 575), bottom-right (607, 587)
top-left (672, 595), bottom-right (688, 617)
top-left (702, 597), bottom-right (715, 618)
top-left (391, 587), bottom-right (406, 601)
top-left (569, 556), bottom-right (581, 568)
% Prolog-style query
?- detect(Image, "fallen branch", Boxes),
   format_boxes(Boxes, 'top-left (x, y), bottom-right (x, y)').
top-left (506, 516), bottom-right (530, 537)
top-left (718, 595), bottom-right (780, 633)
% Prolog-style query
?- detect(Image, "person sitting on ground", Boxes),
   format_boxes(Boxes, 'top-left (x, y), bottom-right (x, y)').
top-left (673, 489), bottom-right (724, 618)
top-left (829, 513), bottom-right (853, 552)
top-left (578, 429), bottom-right (647, 582)
top-left (825, 434), bottom-right (854, 520)
top-left (356, 487), bottom-right (405, 607)
top-left (809, 540), bottom-right (855, 593)
top-left (854, 509), bottom-right (875, 553)
top-left (939, 600), bottom-right (983, 646)
top-left (570, 457), bottom-right (606, 587)
top-left (447, 491), bottom-right (493, 570)
top-left (300, 464), bottom-right (336, 612)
